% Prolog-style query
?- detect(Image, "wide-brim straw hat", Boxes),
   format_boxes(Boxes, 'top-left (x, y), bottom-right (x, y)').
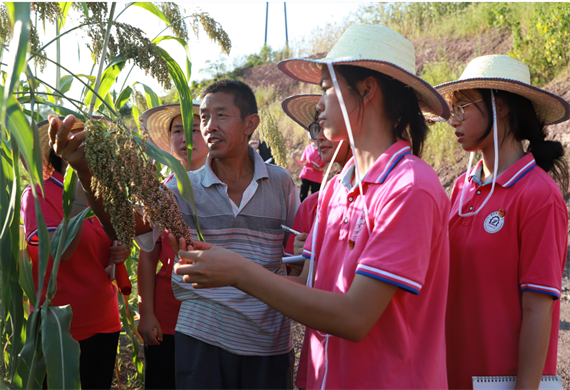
top-left (278, 24), bottom-right (450, 119)
top-left (139, 102), bottom-right (201, 153)
top-left (37, 116), bottom-right (108, 180)
top-left (436, 55), bottom-right (570, 125)
top-left (282, 94), bottom-right (321, 130)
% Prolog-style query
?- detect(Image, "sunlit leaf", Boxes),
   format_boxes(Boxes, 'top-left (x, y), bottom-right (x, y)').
top-left (58, 2), bottom-right (72, 29)
top-left (114, 86), bottom-right (132, 110)
top-left (133, 82), bottom-right (161, 109)
top-left (84, 56), bottom-right (126, 111)
top-left (131, 2), bottom-right (170, 24)
top-left (153, 35), bottom-right (192, 81)
top-left (41, 304), bottom-right (81, 390)
top-left (58, 75), bottom-right (74, 95)
top-left (50, 206), bottom-right (93, 261)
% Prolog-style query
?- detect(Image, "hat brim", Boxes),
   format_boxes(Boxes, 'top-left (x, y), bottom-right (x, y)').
top-left (282, 94), bottom-right (321, 130)
top-left (139, 103), bottom-right (201, 154)
top-left (436, 78), bottom-right (570, 125)
top-left (278, 57), bottom-right (451, 119)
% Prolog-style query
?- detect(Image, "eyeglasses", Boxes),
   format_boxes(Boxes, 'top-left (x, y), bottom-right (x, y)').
top-left (451, 99), bottom-right (483, 121)
top-left (308, 121), bottom-right (322, 140)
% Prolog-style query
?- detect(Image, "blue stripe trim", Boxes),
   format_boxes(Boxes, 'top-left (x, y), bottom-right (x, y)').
top-left (521, 287), bottom-right (560, 300)
top-left (356, 270), bottom-right (420, 295)
top-left (27, 228), bottom-right (58, 246)
top-left (302, 253), bottom-right (311, 260)
top-left (378, 151), bottom-right (411, 184)
top-left (504, 163), bottom-right (536, 187)
top-left (49, 177), bottom-right (64, 188)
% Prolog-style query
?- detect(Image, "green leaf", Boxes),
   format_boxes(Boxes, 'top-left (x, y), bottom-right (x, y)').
top-left (153, 35), bottom-right (193, 81)
top-left (131, 101), bottom-right (142, 128)
top-left (131, 2), bottom-right (170, 24)
top-left (76, 73), bottom-right (96, 83)
top-left (32, 96), bottom-right (86, 121)
top-left (58, 75), bottom-right (74, 95)
top-left (44, 84), bottom-right (56, 104)
top-left (114, 86), bottom-right (132, 110)
top-left (134, 82), bottom-right (161, 109)
top-left (61, 165), bottom-right (77, 220)
top-left (2, 2), bottom-right (30, 123)
top-left (50, 206), bottom-right (93, 261)
top-left (17, 311), bottom-right (46, 389)
top-left (157, 47), bottom-right (194, 170)
top-left (133, 134), bottom-right (204, 241)
top-left (84, 57), bottom-right (126, 111)
top-left (58, 2), bottom-right (72, 29)
top-left (80, 2), bottom-right (89, 17)
top-left (41, 304), bottom-right (81, 390)
top-left (18, 229), bottom-right (37, 308)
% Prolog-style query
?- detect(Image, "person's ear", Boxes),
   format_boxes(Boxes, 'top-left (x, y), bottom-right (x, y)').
top-left (359, 76), bottom-right (378, 106)
top-left (244, 113), bottom-right (260, 138)
top-left (495, 96), bottom-right (510, 120)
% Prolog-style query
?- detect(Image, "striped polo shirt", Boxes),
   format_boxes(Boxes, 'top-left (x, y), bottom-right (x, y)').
top-left (167, 147), bottom-right (299, 356)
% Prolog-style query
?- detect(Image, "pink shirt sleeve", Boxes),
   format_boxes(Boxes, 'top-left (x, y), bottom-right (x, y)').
top-left (519, 200), bottom-right (567, 299)
top-left (355, 187), bottom-right (438, 295)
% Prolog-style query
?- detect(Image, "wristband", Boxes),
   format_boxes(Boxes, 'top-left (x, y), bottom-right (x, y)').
top-left (73, 201), bottom-right (88, 206)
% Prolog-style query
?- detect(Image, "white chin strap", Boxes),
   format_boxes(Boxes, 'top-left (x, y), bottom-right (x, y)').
top-left (458, 90), bottom-right (498, 217)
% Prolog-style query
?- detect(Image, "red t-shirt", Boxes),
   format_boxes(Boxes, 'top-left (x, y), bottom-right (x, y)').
top-left (21, 172), bottom-right (121, 341)
top-left (299, 144), bottom-right (325, 183)
top-left (446, 154), bottom-right (568, 389)
top-left (302, 141), bottom-right (450, 389)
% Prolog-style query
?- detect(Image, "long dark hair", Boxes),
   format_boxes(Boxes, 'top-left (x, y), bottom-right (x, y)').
top-left (334, 65), bottom-right (428, 157)
top-left (457, 89), bottom-right (569, 198)
top-left (48, 148), bottom-right (64, 175)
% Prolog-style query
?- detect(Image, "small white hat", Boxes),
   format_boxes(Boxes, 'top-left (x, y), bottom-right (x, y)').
top-left (436, 55), bottom-right (570, 125)
top-left (139, 102), bottom-right (201, 153)
top-left (278, 24), bottom-right (450, 119)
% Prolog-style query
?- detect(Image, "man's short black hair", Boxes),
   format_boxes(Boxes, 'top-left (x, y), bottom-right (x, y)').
top-left (201, 79), bottom-right (258, 120)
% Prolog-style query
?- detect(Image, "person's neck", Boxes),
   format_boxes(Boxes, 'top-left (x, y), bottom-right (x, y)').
top-left (211, 145), bottom-right (255, 184)
top-left (352, 113), bottom-right (397, 182)
top-left (480, 136), bottom-right (525, 183)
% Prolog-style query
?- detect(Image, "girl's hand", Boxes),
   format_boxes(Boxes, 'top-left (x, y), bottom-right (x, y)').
top-left (108, 243), bottom-right (130, 264)
top-left (293, 233), bottom-right (309, 256)
top-left (173, 245), bottom-right (248, 289)
top-left (137, 314), bottom-right (163, 346)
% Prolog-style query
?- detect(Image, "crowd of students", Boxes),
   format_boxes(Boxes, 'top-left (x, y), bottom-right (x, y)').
top-left (23, 24), bottom-right (568, 389)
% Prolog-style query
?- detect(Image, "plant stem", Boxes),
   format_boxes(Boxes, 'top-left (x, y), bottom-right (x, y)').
top-left (56, 22), bottom-right (61, 105)
top-left (90, 2), bottom-right (117, 116)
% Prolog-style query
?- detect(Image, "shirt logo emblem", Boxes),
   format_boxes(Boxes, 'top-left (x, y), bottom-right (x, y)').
top-left (484, 209), bottom-right (505, 233)
top-left (349, 209), bottom-right (367, 249)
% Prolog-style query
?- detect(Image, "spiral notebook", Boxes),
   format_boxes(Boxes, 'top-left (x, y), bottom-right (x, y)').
top-left (473, 375), bottom-right (563, 390)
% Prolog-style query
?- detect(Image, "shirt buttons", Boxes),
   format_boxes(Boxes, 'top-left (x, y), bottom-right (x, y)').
top-left (476, 190), bottom-right (481, 195)
top-left (469, 206), bottom-right (474, 211)
top-left (348, 197), bottom-right (353, 202)
top-left (343, 218), bottom-right (348, 224)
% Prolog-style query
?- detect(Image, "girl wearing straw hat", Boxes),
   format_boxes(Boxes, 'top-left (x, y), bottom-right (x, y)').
top-left (136, 102), bottom-right (206, 389)
top-left (436, 55), bottom-right (569, 390)
top-left (20, 118), bottom-right (129, 389)
top-left (171, 24), bottom-right (452, 389)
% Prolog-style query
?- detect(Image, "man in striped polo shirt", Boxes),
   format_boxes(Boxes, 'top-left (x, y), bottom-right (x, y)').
top-left (46, 79), bottom-right (299, 389)
top-left (166, 79), bottom-right (299, 389)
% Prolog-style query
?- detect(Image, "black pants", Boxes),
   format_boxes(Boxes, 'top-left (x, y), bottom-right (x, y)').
top-left (144, 334), bottom-right (176, 390)
top-left (174, 332), bottom-right (294, 389)
top-left (44, 332), bottom-right (120, 389)
top-left (300, 178), bottom-right (320, 202)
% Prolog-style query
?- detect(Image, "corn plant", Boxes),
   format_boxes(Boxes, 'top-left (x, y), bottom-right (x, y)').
top-left (0, 2), bottom-right (228, 388)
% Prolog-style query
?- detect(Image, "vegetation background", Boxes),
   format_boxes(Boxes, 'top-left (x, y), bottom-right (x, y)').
top-left (1, 2), bottom-right (569, 389)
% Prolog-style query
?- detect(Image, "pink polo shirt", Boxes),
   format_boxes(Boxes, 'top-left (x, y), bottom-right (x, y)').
top-left (299, 144), bottom-right (325, 183)
top-left (21, 172), bottom-right (121, 341)
top-left (302, 140), bottom-right (450, 389)
top-left (446, 153), bottom-right (568, 390)
top-left (284, 191), bottom-right (319, 256)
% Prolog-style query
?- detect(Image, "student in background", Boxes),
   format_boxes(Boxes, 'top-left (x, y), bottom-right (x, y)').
top-left (293, 133), bottom-right (325, 202)
top-left (437, 55), bottom-right (569, 390)
top-left (137, 102), bottom-right (207, 390)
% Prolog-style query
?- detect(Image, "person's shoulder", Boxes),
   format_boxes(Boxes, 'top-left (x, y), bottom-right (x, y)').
top-left (394, 155), bottom-right (445, 193)
top-left (518, 166), bottom-right (566, 211)
top-left (266, 163), bottom-right (294, 183)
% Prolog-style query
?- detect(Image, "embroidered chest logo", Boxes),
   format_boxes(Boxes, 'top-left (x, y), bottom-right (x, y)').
top-left (484, 209), bottom-right (505, 234)
top-left (349, 209), bottom-right (367, 249)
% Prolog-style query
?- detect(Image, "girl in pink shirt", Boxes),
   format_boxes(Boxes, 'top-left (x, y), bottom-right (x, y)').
top-left (171, 25), bottom-right (451, 389)
top-left (294, 136), bottom-right (326, 201)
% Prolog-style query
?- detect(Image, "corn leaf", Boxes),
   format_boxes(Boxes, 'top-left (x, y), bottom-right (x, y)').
top-left (79, 2), bottom-right (89, 17)
top-left (61, 165), bottom-right (77, 220)
top-left (58, 75), bottom-right (74, 95)
top-left (50, 206), bottom-right (93, 261)
top-left (84, 56), bottom-right (126, 111)
top-left (16, 311), bottom-right (46, 389)
top-left (114, 86), bottom-right (133, 110)
top-left (18, 229), bottom-right (36, 308)
top-left (131, 2), bottom-right (170, 24)
top-left (153, 35), bottom-right (192, 81)
top-left (41, 304), bottom-right (81, 390)
top-left (133, 82), bottom-right (161, 109)
top-left (131, 100), bottom-right (142, 128)
top-left (58, 2), bottom-right (72, 29)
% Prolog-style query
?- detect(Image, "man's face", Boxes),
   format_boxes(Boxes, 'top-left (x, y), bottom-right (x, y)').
top-left (200, 92), bottom-right (255, 160)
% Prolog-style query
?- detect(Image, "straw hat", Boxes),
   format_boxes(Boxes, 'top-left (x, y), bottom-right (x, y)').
top-left (37, 116), bottom-right (103, 180)
top-left (436, 55), bottom-right (570, 125)
top-left (139, 102), bottom-right (201, 153)
top-left (282, 94), bottom-right (321, 130)
top-left (278, 24), bottom-right (450, 119)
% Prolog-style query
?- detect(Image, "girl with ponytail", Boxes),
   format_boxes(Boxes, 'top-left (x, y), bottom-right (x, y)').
top-left (437, 55), bottom-right (569, 389)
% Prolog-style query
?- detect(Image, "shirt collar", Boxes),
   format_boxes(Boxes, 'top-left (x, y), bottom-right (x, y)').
top-left (201, 146), bottom-right (269, 188)
top-left (338, 140), bottom-right (412, 189)
top-left (468, 153), bottom-right (536, 188)
top-left (49, 171), bottom-right (64, 188)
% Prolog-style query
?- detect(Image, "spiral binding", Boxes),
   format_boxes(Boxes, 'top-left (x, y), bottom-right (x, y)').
top-left (473, 376), bottom-right (560, 383)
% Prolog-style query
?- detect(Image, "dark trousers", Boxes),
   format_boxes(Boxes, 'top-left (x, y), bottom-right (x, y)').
top-left (300, 178), bottom-right (320, 202)
top-left (144, 334), bottom-right (176, 389)
top-left (174, 331), bottom-right (294, 390)
top-left (43, 331), bottom-right (120, 389)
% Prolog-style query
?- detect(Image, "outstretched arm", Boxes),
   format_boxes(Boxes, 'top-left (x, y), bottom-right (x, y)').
top-left (48, 115), bottom-right (151, 239)
top-left (172, 240), bottom-right (397, 342)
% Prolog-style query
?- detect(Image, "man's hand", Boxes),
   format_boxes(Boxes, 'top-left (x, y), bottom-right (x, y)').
top-left (137, 314), bottom-right (163, 346)
top-left (47, 115), bottom-right (90, 175)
